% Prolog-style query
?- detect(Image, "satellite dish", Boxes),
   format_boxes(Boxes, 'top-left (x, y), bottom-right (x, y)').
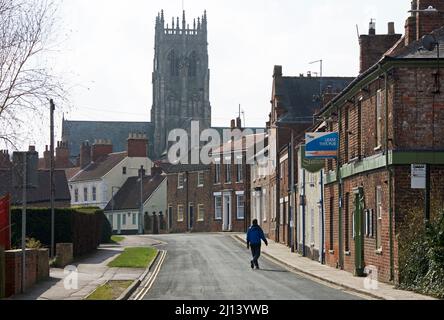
top-left (422, 34), bottom-right (438, 51)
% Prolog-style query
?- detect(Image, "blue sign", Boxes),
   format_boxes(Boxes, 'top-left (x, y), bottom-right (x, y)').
top-left (305, 132), bottom-right (339, 159)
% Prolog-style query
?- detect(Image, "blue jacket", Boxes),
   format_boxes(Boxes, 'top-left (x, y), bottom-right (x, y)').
top-left (247, 225), bottom-right (268, 246)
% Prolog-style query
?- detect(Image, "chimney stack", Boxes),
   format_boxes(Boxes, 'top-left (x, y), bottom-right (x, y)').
top-left (80, 141), bottom-right (91, 169)
top-left (0, 150), bottom-right (11, 168)
top-left (127, 133), bottom-right (148, 158)
top-left (388, 22), bottom-right (395, 35)
top-left (230, 119), bottom-right (236, 130)
top-left (273, 65), bottom-right (283, 78)
top-left (55, 140), bottom-right (71, 168)
top-left (151, 164), bottom-right (163, 176)
top-left (236, 117), bottom-right (242, 129)
top-left (42, 145), bottom-right (50, 169)
top-left (405, 0), bottom-right (444, 46)
top-left (91, 139), bottom-right (113, 162)
top-left (359, 19), bottom-right (402, 73)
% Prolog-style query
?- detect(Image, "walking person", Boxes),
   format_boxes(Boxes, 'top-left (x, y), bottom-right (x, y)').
top-left (246, 219), bottom-right (268, 270)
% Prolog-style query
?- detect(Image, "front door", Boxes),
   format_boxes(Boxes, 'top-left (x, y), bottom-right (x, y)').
top-left (168, 206), bottom-right (173, 231)
top-left (117, 214), bottom-right (121, 235)
top-left (353, 187), bottom-right (365, 276)
top-left (223, 194), bottom-right (232, 231)
top-left (189, 204), bottom-right (194, 230)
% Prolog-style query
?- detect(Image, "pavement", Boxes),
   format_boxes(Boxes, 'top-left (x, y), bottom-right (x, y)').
top-left (142, 233), bottom-right (363, 300)
top-left (9, 235), bottom-right (162, 300)
top-left (232, 233), bottom-right (436, 300)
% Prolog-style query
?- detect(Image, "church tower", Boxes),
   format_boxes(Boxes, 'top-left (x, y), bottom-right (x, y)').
top-left (151, 10), bottom-right (211, 158)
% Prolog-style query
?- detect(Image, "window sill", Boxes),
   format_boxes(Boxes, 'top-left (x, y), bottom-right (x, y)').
top-left (349, 157), bottom-right (360, 163)
top-left (375, 248), bottom-right (383, 255)
top-left (345, 251), bottom-right (351, 256)
top-left (328, 250), bottom-right (335, 254)
top-left (374, 145), bottom-right (382, 152)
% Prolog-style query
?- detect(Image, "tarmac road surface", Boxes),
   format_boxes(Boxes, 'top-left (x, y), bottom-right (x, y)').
top-left (142, 233), bottom-right (361, 300)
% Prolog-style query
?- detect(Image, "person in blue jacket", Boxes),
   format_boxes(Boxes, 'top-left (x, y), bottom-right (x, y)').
top-left (246, 219), bottom-right (268, 269)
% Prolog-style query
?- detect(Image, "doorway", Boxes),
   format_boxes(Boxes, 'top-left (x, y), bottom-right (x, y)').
top-left (117, 214), bottom-right (121, 235)
top-left (353, 187), bottom-right (365, 277)
top-left (189, 203), bottom-right (194, 231)
top-left (223, 193), bottom-right (232, 231)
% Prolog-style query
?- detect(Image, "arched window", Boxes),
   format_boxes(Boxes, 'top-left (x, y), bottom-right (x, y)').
top-left (168, 50), bottom-right (179, 77)
top-left (188, 51), bottom-right (198, 77)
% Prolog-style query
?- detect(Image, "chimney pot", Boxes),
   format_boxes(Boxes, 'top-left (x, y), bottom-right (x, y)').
top-left (369, 19), bottom-right (376, 35)
top-left (388, 22), bottom-right (395, 35)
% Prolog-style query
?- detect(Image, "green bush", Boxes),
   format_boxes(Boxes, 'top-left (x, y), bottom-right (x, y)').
top-left (11, 207), bottom-right (109, 257)
top-left (101, 216), bottom-right (113, 244)
top-left (398, 210), bottom-right (444, 299)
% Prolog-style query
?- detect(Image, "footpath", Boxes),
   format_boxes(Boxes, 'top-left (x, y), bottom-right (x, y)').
top-left (232, 234), bottom-right (435, 300)
top-left (9, 236), bottom-right (162, 300)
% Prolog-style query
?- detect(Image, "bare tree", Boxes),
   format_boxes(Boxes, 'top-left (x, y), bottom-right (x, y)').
top-left (0, 0), bottom-right (65, 149)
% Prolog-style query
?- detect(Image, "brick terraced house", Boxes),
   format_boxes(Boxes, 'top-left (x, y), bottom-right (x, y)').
top-left (166, 163), bottom-right (213, 233)
top-left (318, 0), bottom-right (444, 283)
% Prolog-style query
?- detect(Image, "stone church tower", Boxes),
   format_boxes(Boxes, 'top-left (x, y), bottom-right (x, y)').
top-left (151, 10), bottom-right (211, 158)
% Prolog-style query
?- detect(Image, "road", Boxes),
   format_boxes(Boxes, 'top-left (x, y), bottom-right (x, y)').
top-left (142, 233), bottom-right (361, 300)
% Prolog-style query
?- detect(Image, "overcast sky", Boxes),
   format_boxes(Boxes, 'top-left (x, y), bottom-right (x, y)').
top-left (29, 0), bottom-right (410, 152)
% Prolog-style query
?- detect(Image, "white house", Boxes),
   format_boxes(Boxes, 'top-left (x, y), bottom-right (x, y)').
top-left (104, 170), bottom-right (167, 234)
top-left (296, 144), bottom-right (326, 264)
top-left (69, 134), bottom-right (153, 209)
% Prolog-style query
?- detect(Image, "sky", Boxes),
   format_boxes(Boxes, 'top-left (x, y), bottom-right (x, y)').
top-left (26, 0), bottom-right (410, 153)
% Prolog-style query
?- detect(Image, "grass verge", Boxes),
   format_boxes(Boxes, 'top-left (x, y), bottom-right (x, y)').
top-left (108, 247), bottom-right (158, 268)
top-left (111, 235), bottom-right (125, 243)
top-left (86, 280), bottom-right (133, 300)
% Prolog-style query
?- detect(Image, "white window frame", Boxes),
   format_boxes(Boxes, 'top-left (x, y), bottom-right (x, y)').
top-left (177, 205), bottom-right (184, 222)
top-left (237, 164), bottom-right (243, 183)
top-left (178, 173), bottom-right (185, 189)
top-left (215, 163), bottom-right (221, 184)
top-left (83, 187), bottom-right (88, 202)
top-left (74, 188), bottom-right (79, 203)
top-left (236, 194), bottom-right (245, 220)
top-left (225, 163), bottom-right (232, 183)
top-left (197, 171), bottom-right (204, 187)
top-left (198, 204), bottom-right (205, 221)
top-left (376, 186), bottom-right (383, 250)
top-left (92, 186), bottom-right (97, 202)
top-left (214, 196), bottom-right (222, 220)
top-left (132, 213), bottom-right (136, 225)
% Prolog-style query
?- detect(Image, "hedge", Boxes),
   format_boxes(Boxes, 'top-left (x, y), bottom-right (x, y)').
top-left (11, 207), bottom-right (112, 258)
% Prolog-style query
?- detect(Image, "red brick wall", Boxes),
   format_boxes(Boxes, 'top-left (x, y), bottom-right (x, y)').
top-left (5, 249), bottom-right (38, 297)
top-left (127, 139), bottom-right (148, 158)
top-left (359, 34), bottom-right (401, 73)
top-left (91, 143), bottom-right (113, 162)
top-left (167, 169), bottom-right (214, 233)
top-left (393, 67), bottom-right (444, 150)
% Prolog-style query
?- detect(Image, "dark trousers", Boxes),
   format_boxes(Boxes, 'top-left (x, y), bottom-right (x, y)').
top-left (250, 244), bottom-right (261, 267)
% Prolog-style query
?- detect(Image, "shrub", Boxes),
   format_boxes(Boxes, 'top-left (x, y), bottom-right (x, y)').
top-left (11, 207), bottom-right (107, 257)
top-left (398, 207), bottom-right (444, 299)
top-left (26, 237), bottom-right (42, 249)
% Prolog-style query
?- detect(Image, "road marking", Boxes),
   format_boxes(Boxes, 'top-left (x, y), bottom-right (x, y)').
top-left (133, 250), bottom-right (167, 300)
